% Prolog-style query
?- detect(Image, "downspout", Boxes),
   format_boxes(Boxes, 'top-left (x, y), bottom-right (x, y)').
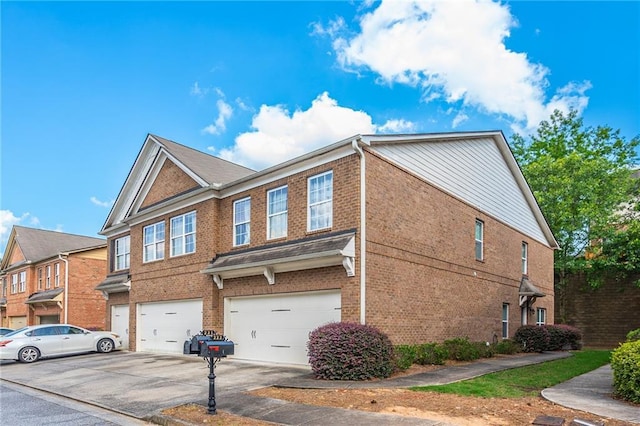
top-left (58, 254), bottom-right (69, 323)
top-left (352, 139), bottom-right (366, 325)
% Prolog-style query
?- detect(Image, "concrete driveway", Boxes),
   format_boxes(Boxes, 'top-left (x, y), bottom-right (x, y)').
top-left (0, 350), bottom-right (311, 419)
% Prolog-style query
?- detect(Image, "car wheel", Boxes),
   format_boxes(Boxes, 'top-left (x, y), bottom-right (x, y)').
top-left (18, 346), bottom-right (40, 363)
top-left (97, 338), bottom-right (114, 353)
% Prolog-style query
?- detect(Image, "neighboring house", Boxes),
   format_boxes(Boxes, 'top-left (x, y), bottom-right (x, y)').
top-left (98, 132), bottom-right (558, 365)
top-left (0, 226), bottom-right (107, 330)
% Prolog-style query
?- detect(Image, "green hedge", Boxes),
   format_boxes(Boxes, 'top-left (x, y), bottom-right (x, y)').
top-left (627, 328), bottom-right (640, 342)
top-left (611, 340), bottom-right (640, 403)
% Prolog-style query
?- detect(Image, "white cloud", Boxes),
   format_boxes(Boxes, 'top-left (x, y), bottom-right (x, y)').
top-left (378, 119), bottom-right (416, 133)
top-left (90, 197), bottom-right (113, 208)
top-left (202, 99), bottom-right (233, 135)
top-left (452, 112), bottom-right (469, 128)
top-left (331, 0), bottom-right (590, 132)
top-left (217, 92), bottom-right (376, 169)
top-left (0, 210), bottom-right (33, 258)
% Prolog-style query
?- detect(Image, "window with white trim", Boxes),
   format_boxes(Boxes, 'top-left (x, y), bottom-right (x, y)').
top-left (115, 235), bottom-right (131, 270)
top-left (19, 271), bottom-right (26, 292)
top-left (46, 265), bottom-right (51, 288)
top-left (233, 198), bottom-right (251, 246)
top-left (522, 242), bottom-right (528, 275)
top-left (143, 221), bottom-right (165, 262)
top-left (38, 268), bottom-right (43, 290)
top-left (267, 186), bottom-right (288, 240)
top-left (11, 274), bottom-right (17, 294)
top-left (475, 219), bottom-right (484, 261)
top-left (1, 277), bottom-right (6, 297)
top-left (536, 308), bottom-right (547, 326)
top-left (171, 211), bottom-right (196, 256)
top-left (502, 303), bottom-right (509, 339)
top-left (54, 263), bottom-right (60, 287)
top-left (308, 171), bottom-right (333, 231)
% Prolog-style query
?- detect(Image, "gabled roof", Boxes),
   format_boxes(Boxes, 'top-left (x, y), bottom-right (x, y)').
top-left (101, 134), bottom-right (255, 235)
top-left (1, 226), bottom-right (106, 271)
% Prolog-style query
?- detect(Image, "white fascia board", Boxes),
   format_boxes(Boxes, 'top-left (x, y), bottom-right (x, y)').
top-left (361, 131), bottom-right (503, 145)
top-left (125, 187), bottom-right (217, 227)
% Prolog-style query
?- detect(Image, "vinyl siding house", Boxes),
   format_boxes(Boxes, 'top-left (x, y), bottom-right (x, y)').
top-left (97, 132), bottom-right (557, 365)
top-left (0, 226), bottom-right (107, 330)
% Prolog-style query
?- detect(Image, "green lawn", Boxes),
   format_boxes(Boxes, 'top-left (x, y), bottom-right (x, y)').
top-left (411, 350), bottom-right (611, 398)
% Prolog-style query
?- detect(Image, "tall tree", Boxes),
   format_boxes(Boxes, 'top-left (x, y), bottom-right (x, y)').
top-left (511, 110), bottom-right (640, 321)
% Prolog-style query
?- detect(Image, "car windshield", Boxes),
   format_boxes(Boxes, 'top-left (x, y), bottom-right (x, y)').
top-left (3, 327), bottom-right (28, 337)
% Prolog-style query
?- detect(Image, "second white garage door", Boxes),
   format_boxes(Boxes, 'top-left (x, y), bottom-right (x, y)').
top-left (224, 290), bottom-right (341, 365)
top-left (137, 299), bottom-right (202, 354)
top-left (111, 304), bottom-right (130, 350)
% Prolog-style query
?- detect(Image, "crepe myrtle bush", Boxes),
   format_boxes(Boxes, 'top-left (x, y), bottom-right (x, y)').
top-left (514, 325), bottom-right (551, 352)
top-left (611, 340), bottom-right (640, 403)
top-left (627, 328), bottom-right (640, 342)
top-left (307, 322), bottom-right (395, 380)
top-left (544, 324), bottom-right (583, 350)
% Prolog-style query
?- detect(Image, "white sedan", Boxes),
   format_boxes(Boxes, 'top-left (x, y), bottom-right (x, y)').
top-left (0, 324), bottom-right (122, 363)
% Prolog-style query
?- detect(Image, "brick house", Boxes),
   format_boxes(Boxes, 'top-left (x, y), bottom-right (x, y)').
top-left (98, 132), bottom-right (557, 364)
top-left (0, 226), bottom-right (107, 330)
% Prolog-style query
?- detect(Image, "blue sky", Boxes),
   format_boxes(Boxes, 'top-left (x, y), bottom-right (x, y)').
top-left (1, 1), bottom-right (639, 254)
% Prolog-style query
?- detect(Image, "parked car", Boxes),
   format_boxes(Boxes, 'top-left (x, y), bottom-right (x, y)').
top-left (0, 324), bottom-right (122, 363)
top-left (0, 327), bottom-right (14, 336)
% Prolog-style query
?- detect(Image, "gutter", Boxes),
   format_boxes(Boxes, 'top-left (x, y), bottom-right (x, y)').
top-left (352, 138), bottom-right (366, 325)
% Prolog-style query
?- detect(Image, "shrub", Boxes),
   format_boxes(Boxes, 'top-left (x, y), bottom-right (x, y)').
top-left (493, 339), bottom-right (521, 355)
top-left (627, 328), bottom-right (640, 342)
top-left (514, 325), bottom-right (551, 352)
top-left (415, 343), bottom-right (448, 365)
top-left (556, 324), bottom-right (583, 349)
top-left (611, 340), bottom-right (640, 403)
top-left (394, 345), bottom-right (417, 371)
top-left (474, 341), bottom-right (495, 358)
top-left (443, 337), bottom-right (481, 361)
top-left (307, 322), bottom-right (395, 380)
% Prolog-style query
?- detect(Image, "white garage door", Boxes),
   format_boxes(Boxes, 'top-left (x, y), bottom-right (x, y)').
top-left (111, 304), bottom-right (130, 350)
top-left (225, 290), bottom-right (341, 365)
top-left (137, 299), bottom-right (202, 354)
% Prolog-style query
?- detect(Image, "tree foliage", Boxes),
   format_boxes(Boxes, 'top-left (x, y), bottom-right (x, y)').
top-left (511, 110), bottom-right (639, 318)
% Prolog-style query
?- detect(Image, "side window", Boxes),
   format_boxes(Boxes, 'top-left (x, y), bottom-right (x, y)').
top-left (11, 274), bottom-right (17, 294)
top-left (114, 235), bottom-right (131, 270)
top-left (267, 186), bottom-right (288, 240)
top-left (143, 221), bottom-right (165, 262)
top-left (37, 268), bottom-right (43, 290)
top-left (234, 197), bottom-right (251, 246)
top-left (308, 171), bottom-right (333, 231)
top-left (32, 327), bottom-right (59, 336)
top-left (502, 303), bottom-right (509, 339)
top-left (475, 219), bottom-right (484, 261)
top-left (46, 265), bottom-right (51, 288)
top-left (522, 242), bottom-right (528, 275)
top-left (536, 308), bottom-right (546, 326)
top-left (170, 211), bottom-right (196, 256)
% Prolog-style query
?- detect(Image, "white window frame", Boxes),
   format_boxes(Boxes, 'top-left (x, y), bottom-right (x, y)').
top-left (502, 303), bottom-right (509, 339)
top-left (475, 219), bottom-right (484, 261)
top-left (1, 277), bottom-right (6, 297)
top-left (37, 268), bottom-right (43, 290)
top-left (11, 274), bottom-right (18, 294)
top-left (19, 271), bottom-right (26, 292)
top-left (307, 170), bottom-right (333, 232)
top-left (233, 197), bottom-right (251, 246)
top-left (143, 221), bottom-right (165, 263)
top-left (46, 265), bottom-right (51, 289)
top-left (267, 186), bottom-right (288, 240)
top-left (54, 263), bottom-right (60, 287)
top-left (115, 235), bottom-right (131, 271)
top-left (536, 308), bottom-right (547, 326)
top-left (170, 211), bottom-right (196, 257)
top-left (522, 242), bottom-right (528, 275)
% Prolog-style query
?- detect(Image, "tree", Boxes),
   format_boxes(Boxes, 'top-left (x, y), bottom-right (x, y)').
top-left (511, 109), bottom-right (640, 321)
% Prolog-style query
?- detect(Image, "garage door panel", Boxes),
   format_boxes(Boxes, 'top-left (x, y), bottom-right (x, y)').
top-left (111, 305), bottom-right (129, 350)
top-left (137, 299), bottom-right (202, 355)
top-left (225, 290), bottom-right (341, 365)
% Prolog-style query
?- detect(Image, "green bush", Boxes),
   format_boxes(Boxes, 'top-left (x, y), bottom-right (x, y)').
top-left (493, 339), bottom-right (521, 355)
top-left (474, 341), bottom-right (495, 358)
top-left (307, 322), bottom-right (395, 380)
top-left (627, 328), bottom-right (640, 342)
top-left (394, 345), bottom-right (417, 371)
top-left (443, 337), bottom-right (481, 361)
top-left (611, 340), bottom-right (640, 403)
top-left (416, 343), bottom-right (449, 365)
top-left (514, 325), bottom-right (550, 352)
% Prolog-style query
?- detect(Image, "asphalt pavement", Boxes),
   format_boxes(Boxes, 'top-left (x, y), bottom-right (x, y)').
top-left (0, 350), bottom-right (637, 425)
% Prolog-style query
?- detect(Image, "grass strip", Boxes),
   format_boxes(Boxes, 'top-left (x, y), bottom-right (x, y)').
top-left (410, 350), bottom-right (611, 398)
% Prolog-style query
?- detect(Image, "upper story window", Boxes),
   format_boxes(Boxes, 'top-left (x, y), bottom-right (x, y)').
top-left (115, 235), bottom-right (131, 271)
top-left (144, 221), bottom-right (165, 262)
top-left (19, 271), bottom-right (26, 292)
top-left (234, 198), bottom-right (251, 246)
top-left (170, 211), bottom-right (196, 256)
top-left (522, 242), bottom-right (528, 275)
top-left (54, 263), bottom-right (60, 287)
top-left (502, 303), bottom-right (509, 339)
top-left (267, 186), bottom-right (288, 240)
top-left (11, 274), bottom-right (18, 294)
top-left (1, 277), bottom-right (6, 297)
top-left (308, 171), bottom-right (333, 232)
top-left (46, 265), bottom-right (51, 288)
top-left (475, 219), bottom-right (484, 261)
top-left (37, 268), bottom-right (43, 290)
top-left (536, 308), bottom-right (547, 326)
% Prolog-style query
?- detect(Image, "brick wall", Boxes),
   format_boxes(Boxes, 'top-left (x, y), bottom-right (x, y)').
top-left (140, 159), bottom-right (200, 209)
top-left (364, 149), bottom-right (555, 344)
top-left (561, 273), bottom-right (640, 348)
top-left (65, 254), bottom-right (107, 329)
